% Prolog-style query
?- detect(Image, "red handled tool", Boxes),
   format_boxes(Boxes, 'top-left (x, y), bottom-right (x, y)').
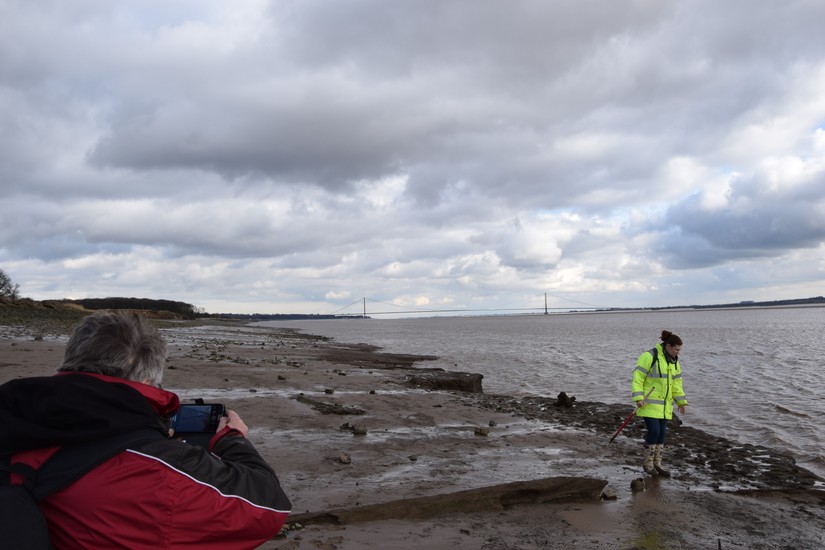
top-left (608, 387), bottom-right (654, 443)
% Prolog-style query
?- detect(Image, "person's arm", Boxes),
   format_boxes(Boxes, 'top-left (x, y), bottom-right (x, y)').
top-left (631, 351), bottom-right (652, 407)
top-left (672, 362), bottom-right (688, 414)
top-left (150, 410), bottom-right (292, 548)
top-left (204, 409), bottom-right (291, 509)
top-left (209, 409), bottom-right (249, 450)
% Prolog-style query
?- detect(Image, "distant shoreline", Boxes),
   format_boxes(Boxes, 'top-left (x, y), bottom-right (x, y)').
top-left (2, 295), bottom-right (823, 327)
top-left (572, 301), bottom-right (825, 315)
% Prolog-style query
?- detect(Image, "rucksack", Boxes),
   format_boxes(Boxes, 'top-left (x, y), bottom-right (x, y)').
top-left (648, 346), bottom-right (659, 368)
top-left (0, 428), bottom-right (165, 550)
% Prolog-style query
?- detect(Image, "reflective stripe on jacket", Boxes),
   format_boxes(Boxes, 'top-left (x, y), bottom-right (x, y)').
top-left (631, 343), bottom-right (687, 420)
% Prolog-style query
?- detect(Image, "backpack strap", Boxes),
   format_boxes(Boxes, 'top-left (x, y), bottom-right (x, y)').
top-left (6, 428), bottom-right (167, 501)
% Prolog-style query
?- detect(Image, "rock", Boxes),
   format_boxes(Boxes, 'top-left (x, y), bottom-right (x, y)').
top-left (406, 371), bottom-right (484, 393)
top-left (295, 395), bottom-right (366, 416)
top-left (474, 427), bottom-right (490, 436)
top-left (554, 392), bottom-right (576, 408)
top-left (277, 375), bottom-right (287, 381)
top-left (352, 424), bottom-right (368, 436)
top-left (338, 452), bottom-right (352, 464)
top-left (324, 388), bottom-right (335, 394)
top-left (672, 412), bottom-right (683, 426)
top-left (601, 486), bottom-right (618, 500)
top-left (630, 478), bottom-right (645, 492)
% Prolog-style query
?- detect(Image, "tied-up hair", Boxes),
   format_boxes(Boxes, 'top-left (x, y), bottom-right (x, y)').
top-left (660, 330), bottom-right (683, 346)
top-left (58, 311), bottom-right (167, 386)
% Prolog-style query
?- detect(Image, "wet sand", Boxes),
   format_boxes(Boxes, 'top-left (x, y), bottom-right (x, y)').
top-left (2, 321), bottom-right (824, 549)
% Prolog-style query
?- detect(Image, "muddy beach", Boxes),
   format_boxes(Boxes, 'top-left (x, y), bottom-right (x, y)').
top-left (2, 320), bottom-right (824, 549)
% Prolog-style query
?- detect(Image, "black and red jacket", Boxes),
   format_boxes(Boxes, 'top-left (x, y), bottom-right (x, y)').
top-left (0, 372), bottom-right (291, 549)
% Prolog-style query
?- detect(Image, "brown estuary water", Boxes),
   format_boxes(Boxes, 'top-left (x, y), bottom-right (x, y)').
top-left (261, 306), bottom-right (825, 480)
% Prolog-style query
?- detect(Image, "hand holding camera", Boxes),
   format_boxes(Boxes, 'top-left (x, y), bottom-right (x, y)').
top-left (217, 409), bottom-right (249, 437)
top-left (170, 402), bottom-right (250, 446)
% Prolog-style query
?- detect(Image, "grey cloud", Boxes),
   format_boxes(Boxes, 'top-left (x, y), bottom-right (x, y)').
top-left (77, 1), bottom-right (675, 201)
top-left (273, 0), bottom-right (667, 75)
top-left (659, 175), bottom-right (825, 268)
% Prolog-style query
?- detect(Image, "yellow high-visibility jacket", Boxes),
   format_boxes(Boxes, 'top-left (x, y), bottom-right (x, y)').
top-left (631, 343), bottom-right (687, 420)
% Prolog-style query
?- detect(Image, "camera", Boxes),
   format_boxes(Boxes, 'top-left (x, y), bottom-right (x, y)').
top-left (170, 401), bottom-right (226, 446)
top-left (170, 403), bottom-right (226, 433)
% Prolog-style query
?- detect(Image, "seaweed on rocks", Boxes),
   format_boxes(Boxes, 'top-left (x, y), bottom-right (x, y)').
top-left (470, 393), bottom-right (822, 491)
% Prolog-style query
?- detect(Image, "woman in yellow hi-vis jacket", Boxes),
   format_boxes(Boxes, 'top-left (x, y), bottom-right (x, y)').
top-left (631, 330), bottom-right (688, 476)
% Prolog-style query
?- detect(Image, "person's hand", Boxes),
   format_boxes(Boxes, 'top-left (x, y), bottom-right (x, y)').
top-left (217, 409), bottom-right (249, 437)
top-left (636, 400), bottom-right (645, 408)
top-left (678, 405), bottom-right (686, 415)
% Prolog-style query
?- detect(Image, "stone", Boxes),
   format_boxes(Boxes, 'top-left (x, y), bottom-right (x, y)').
top-left (554, 392), bottom-right (576, 408)
top-left (295, 395), bottom-right (366, 416)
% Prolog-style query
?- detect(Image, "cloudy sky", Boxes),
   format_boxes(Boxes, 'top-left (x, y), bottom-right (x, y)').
top-left (2, 0), bottom-right (824, 316)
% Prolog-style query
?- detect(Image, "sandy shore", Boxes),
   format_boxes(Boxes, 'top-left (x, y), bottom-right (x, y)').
top-left (2, 321), bottom-right (824, 549)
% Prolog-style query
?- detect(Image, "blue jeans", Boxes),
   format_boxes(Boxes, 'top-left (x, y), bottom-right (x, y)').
top-left (644, 417), bottom-right (668, 445)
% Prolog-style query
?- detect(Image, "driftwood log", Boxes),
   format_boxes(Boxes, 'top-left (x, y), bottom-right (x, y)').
top-left (286, 476), bottom-right (607, 526)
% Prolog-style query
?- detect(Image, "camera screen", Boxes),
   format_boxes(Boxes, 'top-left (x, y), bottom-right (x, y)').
top-left (171, 405), bottom-right (218, 432)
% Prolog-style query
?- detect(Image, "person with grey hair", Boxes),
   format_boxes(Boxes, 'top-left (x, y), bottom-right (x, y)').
top-left (58, 309), bottom-right (169, 386)
top-left (0, 311), bottom-right (292, 549)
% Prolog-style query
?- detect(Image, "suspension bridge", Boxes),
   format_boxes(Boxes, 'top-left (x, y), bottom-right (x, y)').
top-left (328, 293), bottom-right (605, 317)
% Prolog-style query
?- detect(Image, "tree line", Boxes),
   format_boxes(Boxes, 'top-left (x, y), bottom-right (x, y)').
top-left (65, 297), bottom-right (201, 319)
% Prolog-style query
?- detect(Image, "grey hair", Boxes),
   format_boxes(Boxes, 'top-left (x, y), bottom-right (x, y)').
top-left (58, 311), bottom-right (167, 386)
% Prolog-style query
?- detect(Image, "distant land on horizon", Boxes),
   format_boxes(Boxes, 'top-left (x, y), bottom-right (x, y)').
top-left (2, 295), bottom-right (823, 322)
top-left (601, 295), bottom-right (825, 313)
top-left (220, 295), bottom-right (825, 319)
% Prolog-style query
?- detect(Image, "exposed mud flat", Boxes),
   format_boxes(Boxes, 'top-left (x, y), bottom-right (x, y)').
top-left (2, 321), bottom-right (824, 549)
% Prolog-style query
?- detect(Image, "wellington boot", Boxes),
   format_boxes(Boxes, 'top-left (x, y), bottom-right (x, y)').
top-left (653, 444), bottom-right (671, 477)
top-left (642, 446), bottom-right (658, 476)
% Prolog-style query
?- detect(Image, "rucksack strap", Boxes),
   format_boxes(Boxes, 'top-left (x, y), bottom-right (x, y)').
top-left (6, 428), bottom-right (167, 501)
